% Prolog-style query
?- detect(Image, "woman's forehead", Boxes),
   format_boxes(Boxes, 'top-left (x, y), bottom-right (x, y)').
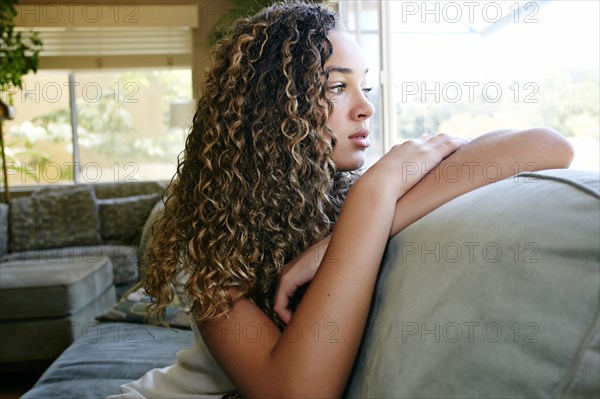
top-left (325, 31), bottom-right (368, 73)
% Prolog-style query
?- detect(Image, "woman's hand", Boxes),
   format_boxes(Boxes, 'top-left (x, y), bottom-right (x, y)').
top-left (274, 235), bottom-right (332, 324)
top-left (389, 127), bottom-right (574, 236)
top-left (364, 133), bottom-right (468, 199)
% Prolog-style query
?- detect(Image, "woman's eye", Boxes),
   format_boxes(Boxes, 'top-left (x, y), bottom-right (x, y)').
top-left (362, 87), bottom-right (373, 96)
top-left (328, 83), bottom-right (345, 94)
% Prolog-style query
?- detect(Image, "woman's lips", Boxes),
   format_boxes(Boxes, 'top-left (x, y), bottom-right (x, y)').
top-left (349, 130), bottom-right (370, 148)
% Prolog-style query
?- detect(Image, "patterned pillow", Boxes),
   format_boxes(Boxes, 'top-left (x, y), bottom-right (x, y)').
top-left (9, 187), bottom-right (101, 251)
top-left (97, 194), bottom-right (160, 244)
top-left (97, 282), bottom-right (192, 330)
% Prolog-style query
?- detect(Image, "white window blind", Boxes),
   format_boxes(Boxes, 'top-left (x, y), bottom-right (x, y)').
top-left (15, 5), bottom-right (198, 69)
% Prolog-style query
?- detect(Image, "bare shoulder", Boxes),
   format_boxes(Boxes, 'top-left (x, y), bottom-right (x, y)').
top-left (197, 288), bottom-right (283, 398)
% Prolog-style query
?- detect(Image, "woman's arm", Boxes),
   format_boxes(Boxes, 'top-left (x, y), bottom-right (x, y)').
top-left (274, 127), bottom-right (574, 321)
top-left (200, 135), bottom-right (464, 398)
top-left (390, 127), bottom-right (574, 235)
top-left (274, 235), bottom-right (332, 324)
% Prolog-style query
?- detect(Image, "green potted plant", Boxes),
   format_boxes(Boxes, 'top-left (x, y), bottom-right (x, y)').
top-left (0, 0), bottom-right (43, 202)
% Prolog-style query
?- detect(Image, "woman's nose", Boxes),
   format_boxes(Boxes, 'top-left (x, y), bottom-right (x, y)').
top-left (354, 93), bottom-right (375, 121)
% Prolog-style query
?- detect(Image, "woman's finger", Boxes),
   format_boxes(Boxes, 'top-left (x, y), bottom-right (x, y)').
top-left (274, 276), bottom-right (295, 323)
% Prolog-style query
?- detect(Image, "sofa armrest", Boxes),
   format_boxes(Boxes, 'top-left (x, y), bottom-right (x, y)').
top-left (0, 203), bottom-right (8, 259)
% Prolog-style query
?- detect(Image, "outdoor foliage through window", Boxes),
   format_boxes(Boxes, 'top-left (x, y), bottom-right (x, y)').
top-left (344, 0), bottom-right (599, 170)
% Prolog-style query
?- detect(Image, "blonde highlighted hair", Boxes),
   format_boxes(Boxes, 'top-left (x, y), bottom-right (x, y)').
top-left (145, 1), bottom-right (358, 328)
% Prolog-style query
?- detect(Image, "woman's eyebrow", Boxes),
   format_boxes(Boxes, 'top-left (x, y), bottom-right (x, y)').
top-left (326, 66), bottom-right (369, 75)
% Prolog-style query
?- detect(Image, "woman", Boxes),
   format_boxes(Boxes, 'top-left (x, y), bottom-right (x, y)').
top-left (114, 2), bottom-right (574, 398)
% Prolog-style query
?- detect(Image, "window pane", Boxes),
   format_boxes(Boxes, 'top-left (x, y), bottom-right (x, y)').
top-left (2, 71), bottom-right (74, 185)
top-left (74, 69), bottom-right (192, 183)
top-left (390, 0), bottom-right (599, 170)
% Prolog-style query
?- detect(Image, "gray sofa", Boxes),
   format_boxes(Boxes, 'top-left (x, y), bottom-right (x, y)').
top-left (0, 182), bottom-right (165, 365)
top-left (21, 169), bottom-right (600, 398)
top-left (1, 181), bottom-right (166, 293)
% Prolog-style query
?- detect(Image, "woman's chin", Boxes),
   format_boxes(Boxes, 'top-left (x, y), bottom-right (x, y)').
top-left (334, 153), bottom-right (366, 172)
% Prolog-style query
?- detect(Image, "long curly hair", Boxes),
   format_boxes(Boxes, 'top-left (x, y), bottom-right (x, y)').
top-left (145, 1), bottom-right (359, 328)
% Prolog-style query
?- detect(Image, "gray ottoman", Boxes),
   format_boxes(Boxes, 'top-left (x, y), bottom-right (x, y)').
top-left (0, 256), bottom-right (116, 364)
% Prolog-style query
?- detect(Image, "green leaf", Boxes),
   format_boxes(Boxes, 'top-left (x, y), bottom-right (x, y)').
top-left (0, 0), bottom-right (43, 93)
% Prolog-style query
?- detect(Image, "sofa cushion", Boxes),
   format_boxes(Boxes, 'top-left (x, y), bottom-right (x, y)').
top-left (21, 322), bottom-right (193, 399)
top-left (97, 194), bottom-right (161, 244)
top-left (345, 169), bottom-right (600, 398)
top-left (9, 187), bottom-right (101, 251)
top-left (2, 245), bottom-right (139, 286)
top-left (0, 285), bottom-right (116, 363)
top-left (0, 256), bottom-right (114, 320)
top-left (93, 181), bottom-right (165, 200)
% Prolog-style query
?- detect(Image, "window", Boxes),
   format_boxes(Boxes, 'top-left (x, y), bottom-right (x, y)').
top-left (2, 71), bottom-right (72, 185)
top-left (340, 0), bottom-right (599, 170)
top-left (2, 4), bottom-right (200, 188)
top-left (2, 68), bottom-right (193, 185)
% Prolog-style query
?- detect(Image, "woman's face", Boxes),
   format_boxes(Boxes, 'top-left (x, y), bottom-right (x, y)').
top-left (325, 31), bottom-right (375, 172)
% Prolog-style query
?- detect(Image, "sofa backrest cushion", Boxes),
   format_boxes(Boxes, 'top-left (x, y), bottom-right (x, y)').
top-left (93, 181), bottom-right (165, 200)
top-left (97, 194), bottom-right (161, 244)
top-left (345, 169), bottom-right (600, 398)
top-left (9, 187), bottom-right (102, 251)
